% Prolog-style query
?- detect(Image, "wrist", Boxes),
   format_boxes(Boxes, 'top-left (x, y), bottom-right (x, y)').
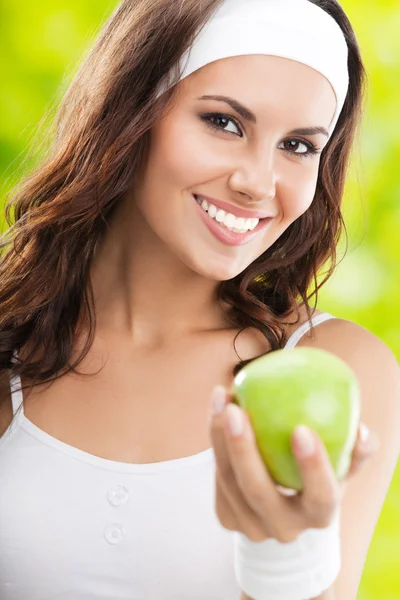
top-left (234, 508), bottom-right (341, 600)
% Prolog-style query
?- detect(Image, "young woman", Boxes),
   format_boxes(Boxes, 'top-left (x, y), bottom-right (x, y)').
top-left (0, 1), bottom-right (399, 599)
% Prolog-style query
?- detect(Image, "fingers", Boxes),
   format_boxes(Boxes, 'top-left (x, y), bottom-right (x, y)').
top-left (210, 399), bottom-right (254, 521)
top-left (221, 401), bottom-right (283, 520)
top-left (214, 476), bottom-right (240, 532)
top-left (209, 387), bottom-right (277, 541)
top-left (347, 422), bottom-right (380, 478)
top-left (291, 425), bottom-right (341, 527)
top-left (291, 422), bottom-right (379, 526)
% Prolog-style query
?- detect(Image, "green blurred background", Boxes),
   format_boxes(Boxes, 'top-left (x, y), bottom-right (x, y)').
top-left (1, 1), bottom-right (399, 597)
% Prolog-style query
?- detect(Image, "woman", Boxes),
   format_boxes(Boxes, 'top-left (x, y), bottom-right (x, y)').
top-left (0, 0), bottom-right (399, 599)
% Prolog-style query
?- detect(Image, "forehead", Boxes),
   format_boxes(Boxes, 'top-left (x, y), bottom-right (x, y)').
top-left (180, 54), bottom-right (337, 128)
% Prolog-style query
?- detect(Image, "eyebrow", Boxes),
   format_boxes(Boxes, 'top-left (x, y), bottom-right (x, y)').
top-left (197, 94), bottom-right (330, 138)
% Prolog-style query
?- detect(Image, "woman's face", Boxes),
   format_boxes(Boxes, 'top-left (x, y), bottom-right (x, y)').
top-left (133, 54), bottom-right (337, 281)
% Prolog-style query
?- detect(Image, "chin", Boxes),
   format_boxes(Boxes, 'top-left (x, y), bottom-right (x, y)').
top-left (188, 253), bottom-right (251, 282)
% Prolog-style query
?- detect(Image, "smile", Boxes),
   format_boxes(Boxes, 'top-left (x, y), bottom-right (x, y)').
top-left (193, 195), bottom-right (273, 247)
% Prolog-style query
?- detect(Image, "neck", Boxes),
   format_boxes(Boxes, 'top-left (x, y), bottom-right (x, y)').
top-left (89, 200), bottom-right (233, 348)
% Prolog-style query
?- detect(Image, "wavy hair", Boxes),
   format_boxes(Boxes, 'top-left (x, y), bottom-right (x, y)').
top-left (0, 0), bottom-right (366, 406)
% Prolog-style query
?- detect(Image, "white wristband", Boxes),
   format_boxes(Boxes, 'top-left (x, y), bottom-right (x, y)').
top-left (233, 508), bottom-right (341, 600)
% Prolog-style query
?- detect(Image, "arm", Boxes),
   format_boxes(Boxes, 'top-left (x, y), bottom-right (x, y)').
top-left (241, 319), bottom-right (400, 600)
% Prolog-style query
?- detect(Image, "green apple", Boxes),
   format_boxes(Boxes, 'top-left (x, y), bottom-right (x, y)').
top-left (231, 347), bottom-right (361, 491)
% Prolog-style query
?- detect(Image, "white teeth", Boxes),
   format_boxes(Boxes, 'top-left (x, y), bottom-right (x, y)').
top-left (208, 204), bottom-right (217, 218)
top-left (196, 196), bottom-right (259, 232)
top-left (216, 209), bottom-right (225, 223)
top-left (224, 213), bottom-right (236, 228)
top-left (235, 217), bottom-right (246, 230)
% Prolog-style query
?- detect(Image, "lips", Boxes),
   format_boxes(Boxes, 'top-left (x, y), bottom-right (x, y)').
top-left (193, 194), bottom-right (273, 247)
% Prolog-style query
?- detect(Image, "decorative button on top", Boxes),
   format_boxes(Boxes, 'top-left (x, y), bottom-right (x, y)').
top-left (104, 523), bottom-right (125, 545)
top-left (107, 485), bottom-right (130, 507)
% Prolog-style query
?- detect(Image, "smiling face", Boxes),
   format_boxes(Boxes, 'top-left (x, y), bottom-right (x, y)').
top-left (132, 54), bottom-right (337, 281)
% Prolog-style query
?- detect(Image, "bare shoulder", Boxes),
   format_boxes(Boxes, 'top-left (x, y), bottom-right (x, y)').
top-left (297, 315), bottom-right (399, 372)
top-left (297, 316), bottom-right (400, 395)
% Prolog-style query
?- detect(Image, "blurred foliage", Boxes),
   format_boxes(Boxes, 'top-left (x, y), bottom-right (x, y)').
top-left (0, 1), bottom-right (399, 598)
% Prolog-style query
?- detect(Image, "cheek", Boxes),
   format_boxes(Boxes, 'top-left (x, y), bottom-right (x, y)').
top-left (149, 118), bottom-right (228, 188)
top-left (281, 165), bottom-right (320, 219)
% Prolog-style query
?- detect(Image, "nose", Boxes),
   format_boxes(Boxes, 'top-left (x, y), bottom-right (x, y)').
top-left (228, 146), bottom-right (277, 205)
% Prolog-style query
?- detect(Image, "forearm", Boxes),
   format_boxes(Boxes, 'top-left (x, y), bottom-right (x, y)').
top-left (240, 587), bottom-right (336, 600)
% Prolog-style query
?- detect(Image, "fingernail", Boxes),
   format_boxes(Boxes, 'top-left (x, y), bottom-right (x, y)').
top-left (227, 403), bottom-right (244, 437)
top-left (359, 423), bottom-right (370, 443)
top-left (294, 425), bottom-right (316, 458)
top-left (211, 385), bottom-right (226, 415)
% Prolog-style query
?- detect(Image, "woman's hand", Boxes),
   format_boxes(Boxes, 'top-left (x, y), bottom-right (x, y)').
top-left (208, 385), bottom-right (380, 544)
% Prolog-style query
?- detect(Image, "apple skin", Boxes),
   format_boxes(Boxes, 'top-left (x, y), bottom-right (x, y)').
top-left (231, 347), bottom-right (361, 491)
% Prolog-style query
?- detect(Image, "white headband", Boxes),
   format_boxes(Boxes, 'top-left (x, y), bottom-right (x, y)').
top-left (157, 0), bottom-right (349, 136)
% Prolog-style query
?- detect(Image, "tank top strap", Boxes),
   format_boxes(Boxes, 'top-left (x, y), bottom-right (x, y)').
top-left (10, 349), bottom-right (24, 417)
top-left (284, 312), bottom-right (336, 350)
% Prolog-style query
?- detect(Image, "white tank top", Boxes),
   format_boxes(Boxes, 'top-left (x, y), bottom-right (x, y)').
top-left (0, 312), bottom-right (335, 599)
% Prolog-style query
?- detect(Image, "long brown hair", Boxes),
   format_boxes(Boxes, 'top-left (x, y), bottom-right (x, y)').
top-left (0, 0), bottom-right (366, 404)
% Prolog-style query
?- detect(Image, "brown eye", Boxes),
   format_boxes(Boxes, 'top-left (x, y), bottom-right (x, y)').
top-left (278, 139), bottom-right (320, 159)
top-left (200, 113), bottom-right (243, 137)
top-left (285, 140), bottom-right (306, 153)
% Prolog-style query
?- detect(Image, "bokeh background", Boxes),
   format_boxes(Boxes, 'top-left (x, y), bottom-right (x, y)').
top-left (1, 1), bottom-right (399, 597)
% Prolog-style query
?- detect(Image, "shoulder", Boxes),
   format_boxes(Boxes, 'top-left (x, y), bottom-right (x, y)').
top-left (297, 315), bottom-right (399, 378)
